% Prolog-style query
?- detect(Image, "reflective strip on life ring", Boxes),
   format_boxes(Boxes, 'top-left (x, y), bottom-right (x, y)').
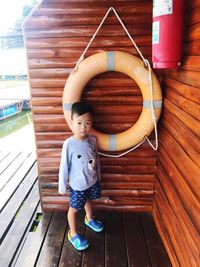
top-left (63, 51), bottom-right (162, 151)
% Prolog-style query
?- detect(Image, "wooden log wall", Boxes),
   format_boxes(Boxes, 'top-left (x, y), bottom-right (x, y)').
top-left (23, 0), bottom-right (159, 212)
top-left (153, 1), bottom-right (200, 267)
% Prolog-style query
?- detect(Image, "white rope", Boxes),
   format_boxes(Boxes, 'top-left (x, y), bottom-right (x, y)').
top-left (144, 59), bottom-right (158, 151)
top-left (73, 6), bottom-right (159, 156)
top-left (74, 7), bottom-right (113, 71)
top-left (74, 6), bottom-right (148, 70)
top-left (98, 138), bottom-right (146, 158)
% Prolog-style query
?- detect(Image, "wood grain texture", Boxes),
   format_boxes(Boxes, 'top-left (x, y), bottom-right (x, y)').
top-left (23, 0), bottom-right (158, 213)
top-left (154, 1), bottom-right (200, 265)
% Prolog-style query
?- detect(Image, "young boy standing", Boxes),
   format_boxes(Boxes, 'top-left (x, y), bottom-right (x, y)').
top-left (58, 102), bottom-right (103, 251)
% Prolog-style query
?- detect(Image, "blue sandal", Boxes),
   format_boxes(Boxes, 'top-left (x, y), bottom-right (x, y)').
top-left (68, 230), bottom-right (89, 250)
top-left (84, 217), bottom-right (104, 232)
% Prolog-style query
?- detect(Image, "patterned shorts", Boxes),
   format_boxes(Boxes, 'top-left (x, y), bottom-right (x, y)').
top-left (69, 182), bottom-right (101, 210)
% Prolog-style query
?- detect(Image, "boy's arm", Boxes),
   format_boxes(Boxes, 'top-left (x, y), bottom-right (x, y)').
top-left (58, 141), bottom-right (69, 195)
top-left (95, 141), bottom-right (101, 182)
top-left (97, 159), bottom-right (101, 182)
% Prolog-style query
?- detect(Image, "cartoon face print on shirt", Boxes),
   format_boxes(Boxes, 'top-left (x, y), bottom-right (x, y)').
top-left (76, 154), bottom-right (97, 171)
top-left (88, 158), bottom-right (96, 170)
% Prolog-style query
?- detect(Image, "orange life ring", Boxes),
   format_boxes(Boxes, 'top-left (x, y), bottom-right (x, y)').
top-left (63, 51), bottom-right (162, 151)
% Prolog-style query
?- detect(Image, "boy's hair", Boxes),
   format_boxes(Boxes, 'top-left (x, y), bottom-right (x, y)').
top-left (71, 102), bottom-right (93, 119)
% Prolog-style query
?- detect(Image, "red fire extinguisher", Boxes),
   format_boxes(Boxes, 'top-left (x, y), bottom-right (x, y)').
top-left (152, 0), bottom-right (184, 69)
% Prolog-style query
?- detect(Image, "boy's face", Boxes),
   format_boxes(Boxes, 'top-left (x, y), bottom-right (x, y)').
top-left (71, 112), bottom-right (92, 140)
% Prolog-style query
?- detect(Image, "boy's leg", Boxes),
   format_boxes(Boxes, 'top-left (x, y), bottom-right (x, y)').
top-left (68, 207), bottom-right (78, 236)
top-left (84, 183), bottom-right (104, 232)
top-left (84, 200), bottom-right (93, 221)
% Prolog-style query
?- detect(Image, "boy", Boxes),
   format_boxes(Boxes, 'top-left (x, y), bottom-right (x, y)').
top-left (58, 102), bottom-right (103, 251)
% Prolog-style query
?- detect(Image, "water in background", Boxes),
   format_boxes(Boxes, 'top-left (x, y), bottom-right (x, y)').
top-left (0, 110), bottom-right (32, 138)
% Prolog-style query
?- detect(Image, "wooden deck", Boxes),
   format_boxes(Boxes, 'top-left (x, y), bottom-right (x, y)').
top-left (0, 150), bottom-right (172, 267)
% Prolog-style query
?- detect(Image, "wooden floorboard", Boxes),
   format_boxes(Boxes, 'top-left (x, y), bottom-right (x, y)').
top-left (0, 151), bottom-right (36, 211)
top-left (0, 162), bottom-right (38, 243)
top-left (83, 210), bottom-right (105, 267)
top-left (0, 151), bottom-right (172, 267)
top-left (123, 212), bottom-right (152, 267)
top-left (105, 211), bottom-right (128, 267)
top-left (35, 212), bottom-right (67, 267)
top-left (0, 182), bottom-right (39, 266)
top-left (141, 213), bottom-right (172, 267)
top-left (13, 207), bottom-right (52, 267)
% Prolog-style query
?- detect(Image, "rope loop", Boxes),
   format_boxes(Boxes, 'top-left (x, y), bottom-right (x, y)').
top-left (72, 6), bottom-right (160, 157)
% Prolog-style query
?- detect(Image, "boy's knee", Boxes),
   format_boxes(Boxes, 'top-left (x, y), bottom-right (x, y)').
top-left (68, 207), bottom-right (78, 214)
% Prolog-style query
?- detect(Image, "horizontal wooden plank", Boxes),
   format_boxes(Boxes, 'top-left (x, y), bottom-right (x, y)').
top-left (38, 165), bottom-right (157, 175)
top-left (164, 98), bottom-right (200, 138)
top-left (162, 117), bottom-right (200, 168)
top-left (26, 36), bottom-right (151, 49)
top-left (33, 2), bottom-right (152, 15)
top-left (33, 113), bottom-right (141, 125)
top-left (29, 68), bottom-right (71, 78)
top-left (30, 78), bottom-right (66, 88)
top-left (36, 137), bottom-right (152, 150)
top-left (100, 158), bottom-right (156, 166)
top-left (165, 86), bottom-right (200, 120)
top-left (162, 109), bottom-right (200, 154)
top-left (184, 23), bottom-right (200, 42)
top-left (24, 13), bottom-right (152, 28)
top-left (183, 39), bottom-right (200, 55)
top-left (35, 132), bottom-right (68, 140)
top-left (40, 187), bottom-right (154, 198)
top-left (181, 55), bottom-right (200, 71)
top-left (32, 104), bottom-right (142, 115)
top-left (164, 69), bottom-right (200, 88)
top-left (36, 144), bottom-right (157, 158)
top-left (34, 122), bottom-right (145, 133)
top-left (31, 95), bottom-right (142, 105)
top-left (157, 165), bottom-right (200, 257)
top-left (43, 0), bottom-right (152, 3)
top-left (27, 46), bottom-right (152, 58)
top-left (101, 181), bottom-right (153, 190)
top-left (158, 144), bottom-right (200, 232)
top-left (186, 7), bottom-right (200, 27)
top-left (164, 78), bottom-right (200, 104)
top-left (159, 129), bottom-right (200, 200)
top-left (84, 86), bottom-right (142, 96)
top-left (154, 182), bottom-right (198, 267)
top-left (30, 76), bottom-right (139, 87)
top-left (41, 202), bottom-right (152, 212)
top-left (185, 0), bottom-right (200, 10)
top-left (42, 196), bottom-right (152, 206)
top-left (25, 25), bottom-right (151, 39)
top-left (38, 156), bottom-right (156, 167)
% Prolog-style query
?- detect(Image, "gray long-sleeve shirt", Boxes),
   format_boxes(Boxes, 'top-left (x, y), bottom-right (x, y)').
top-left (58, 135), bottom-right (101, 194)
